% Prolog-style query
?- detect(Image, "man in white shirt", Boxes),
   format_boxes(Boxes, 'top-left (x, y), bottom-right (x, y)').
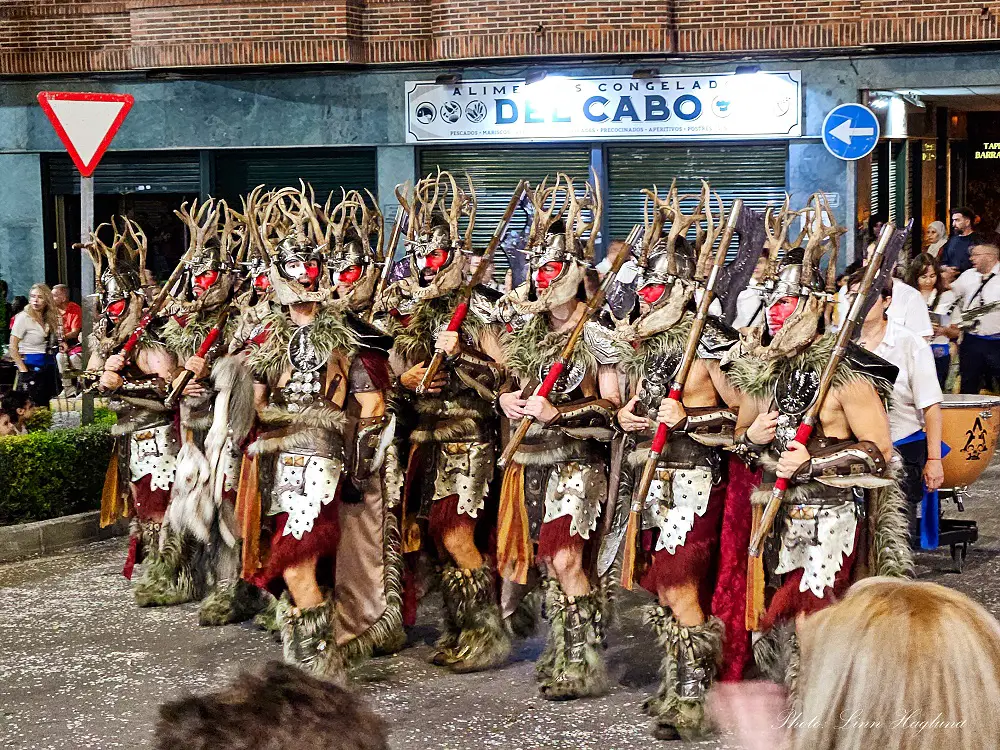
top-left (836, 245), bottom-right (933, 339)
top-left (947, 243), bottom-right (1000, 394)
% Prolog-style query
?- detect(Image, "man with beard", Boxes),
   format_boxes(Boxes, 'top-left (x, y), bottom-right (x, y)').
top-left (727, 198), bottom-right (910, 691)
top-left (495, 173), bottom-right (621, 700)
top-left (613, 184), bottom-right (743, 740)
top-left (240, 186), bottom-right (395, 679)
top-left (372, 171), bottom-right (510, 674)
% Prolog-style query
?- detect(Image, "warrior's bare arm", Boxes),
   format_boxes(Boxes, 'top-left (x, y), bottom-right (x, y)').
top-left (138, 346), bottom-right (178, 382)
top-left (355, 390), bottom-right (386, 419)
top-left (837, 379), bottom-right (893, 463)
top-left (598, 364), bottom-right (622, 407)
top-left (253, 382), bottom-right (269, 411)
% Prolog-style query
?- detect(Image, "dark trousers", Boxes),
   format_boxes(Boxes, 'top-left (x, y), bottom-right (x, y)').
top-left (934, 353), bottom-right (950, 390)
top-left (959, 335), bottom-right (1000, 394)
top-left (896, 439), bottom-right (928, 545)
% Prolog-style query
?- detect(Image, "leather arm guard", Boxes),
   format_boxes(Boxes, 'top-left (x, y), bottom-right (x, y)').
top-left (116, 376), bottom-right (169, 400)
top-left (350, 414), bottom-right (393, 491)
top-left (551, 397), bottom-right (617, 441)
top-left (680, 407), bottom-right (737, 447)
top-left (452, 346), bottom-right (503, 400)
top-left (791, 439), bottom-right (888, 486)
top-left (729, 430), bottom-right (768, 468)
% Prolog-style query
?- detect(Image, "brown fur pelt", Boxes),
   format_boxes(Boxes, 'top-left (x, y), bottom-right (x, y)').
top-left (256, 406), bottom-right (348, 434)
top-left (153, 661), bottom-right (389, 750)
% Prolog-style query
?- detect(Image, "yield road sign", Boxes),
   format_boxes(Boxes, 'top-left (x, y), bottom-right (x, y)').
top-left (821, 103), bottom-right (880, 161)
top-left (37, 91), bottom-right (134, 177)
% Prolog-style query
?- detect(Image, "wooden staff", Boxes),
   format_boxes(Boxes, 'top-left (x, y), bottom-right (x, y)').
top-left (747, 221), bottom-right (896, 557)
top-left (417, 180), bottom-right (527, 395)
top-left (367, 205), bottom-right (405, 325)
top-left (497, 223), bottom-right (641, 470)
top-left (620, 200), bottom-right (743, 586)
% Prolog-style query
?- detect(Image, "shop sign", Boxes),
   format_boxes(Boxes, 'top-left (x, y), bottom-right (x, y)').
top-left (405, 72), bottom-right (801, 143)
top-left (974, 142), bottom-right (1000, 160)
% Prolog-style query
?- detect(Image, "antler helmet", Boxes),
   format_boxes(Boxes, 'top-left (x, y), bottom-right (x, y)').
top-left (395, 170), bottom-right (476, 299)
top-left (172, 198), bottom-right (238, 313)
top-left (511, 172), bottom-right (602, 313)
top-left (78, 217), bottom-right (148, 356)
top-left (325, 189), bottom-right (384, 312)
top-left (749, 193), bottom-right (844, 359)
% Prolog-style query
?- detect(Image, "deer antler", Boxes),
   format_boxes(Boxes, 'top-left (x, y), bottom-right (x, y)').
top-left (665, 181), bottom-right (706, 275)
top-left (763, 194), bottom-right (794, 277)
top-left (694, 183), bottom-right (726, 280)
top-left (174, 198), bottom-right (221, 257)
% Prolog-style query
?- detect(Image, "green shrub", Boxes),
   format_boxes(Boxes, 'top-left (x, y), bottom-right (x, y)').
top-left (24, 407), bottom-right (53, 432)
top-left (0, 423), bottom-right (115, 525)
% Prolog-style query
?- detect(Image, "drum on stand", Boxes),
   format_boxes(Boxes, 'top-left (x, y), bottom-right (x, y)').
top-left (935, 394), bottom-right (1000, 572)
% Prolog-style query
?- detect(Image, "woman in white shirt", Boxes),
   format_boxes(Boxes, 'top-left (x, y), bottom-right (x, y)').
top-left (905, 253), bottom-right (957, 388)
top-left (850, 269), bottom-right (944, 546)
top-left (9, 283), bottom-right (61, 406)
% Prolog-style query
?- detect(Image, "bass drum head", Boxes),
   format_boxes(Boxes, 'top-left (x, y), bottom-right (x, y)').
top-left (940, 395), bottom-right (1000, 489)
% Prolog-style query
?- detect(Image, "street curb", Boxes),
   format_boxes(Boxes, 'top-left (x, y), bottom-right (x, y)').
top-left (0, 511), bottom-right (128, 563)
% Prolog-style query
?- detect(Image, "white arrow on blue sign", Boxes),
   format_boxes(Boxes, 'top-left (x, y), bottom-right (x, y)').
top-left (821, 103), bottom-right (880, 161)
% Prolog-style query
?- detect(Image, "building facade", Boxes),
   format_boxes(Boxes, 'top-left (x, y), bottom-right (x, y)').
top-left (3, 0), bottom-right (1000, 296)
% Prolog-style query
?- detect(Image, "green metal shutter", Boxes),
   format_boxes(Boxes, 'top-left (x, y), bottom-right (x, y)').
top-left (45, 152), bottom-right (201, 195)
top-left (214, 148), bottom-right (378, 204)
top-left (606, 144), bottom-right (788, 246)
top-left (419, 146), bottom-right (592, 276)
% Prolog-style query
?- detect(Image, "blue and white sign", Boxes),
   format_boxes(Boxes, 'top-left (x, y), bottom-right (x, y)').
top-left (822, 103), bottom-right (880, 161)
top-left (405, 72), bottom-right (802, 143)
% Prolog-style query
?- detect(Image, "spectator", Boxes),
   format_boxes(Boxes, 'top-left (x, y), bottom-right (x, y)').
top-left (0, 403), bottom-right (17, 437)
top-left (711, 578), bottom-right (1000, 750)
top-left (154, 661), bottom-right (389, 750)
top-left (905, 253), bottom-right (957, 387)
top-left (850, 268), bottom-right (943, 544)
top-left (939, 206), bottom-right (979, 279)
top-left (732, 255), bottom-right (769, 329)
top-left (595, 239), bottom-right (630, 278)
top-left (924, 220), bottom-right (948, 257)
top-left (944, 242), bottom-right (1000, 394)
top-left (1, 391), bottom-right (33, 435)
top-left (9, 284), bottom-right (60, 407)
top-left (8, 295), bottom-right (27, 329)
top-left (51, 284), bottom-right (83, 396)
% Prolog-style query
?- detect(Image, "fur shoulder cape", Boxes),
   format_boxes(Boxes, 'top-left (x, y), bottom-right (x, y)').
top-left (161, 314), bottom-right (238, 360)
top-left (246, 305), bottom-right (360, 383)
top-left (615, 314), bottom-right (693, 384)
top-left (503, 313), bottom-right (599, 383)
top-left (386, 290), bottom-right (488, 365)
top-left (727, 334), bottom-right (894, 404)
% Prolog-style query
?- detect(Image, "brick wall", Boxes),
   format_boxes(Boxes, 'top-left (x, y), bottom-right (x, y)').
top-left (2, 0), bottom-right (1000, 75)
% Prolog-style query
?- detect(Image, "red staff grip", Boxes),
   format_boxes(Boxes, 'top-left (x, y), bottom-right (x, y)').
top-left (649, 387), bottom-right (683, 453)
top-left (446, 302), bottom-right (469, 332)
top-left (121, 313), bottom-right (152, 354)
top-left (773, 422), bottom-right (815, 492)
top-left (537, 361), bottom-right (565, 398)
top-left (197, 327), bottom-right (222, 357)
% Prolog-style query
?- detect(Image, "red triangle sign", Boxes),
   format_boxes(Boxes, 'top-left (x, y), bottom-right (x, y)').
top-left (37, 92), bottom-right (134, 178)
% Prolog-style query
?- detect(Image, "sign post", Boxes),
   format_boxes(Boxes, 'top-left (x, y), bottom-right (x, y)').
top-left (822, 103), bottom-right (881, 265)
top-left (37, 91), bottom-right (134, 424)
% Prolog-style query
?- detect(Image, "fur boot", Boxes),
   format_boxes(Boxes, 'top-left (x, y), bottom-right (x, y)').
top-left (134, 527), bottom-right (207, 607)
top-left (644, 606), bottom-right (724, 741)
top-left (432, 564), bottom-right (511, 673)
top-left (538, 579), bottom-right (609, 701)
top-left (254, 593), bottom-right (281, 640)
top-left (752, 622), bottom-right (800, 696)
top-left (197, 542), bottom-right (267, 626)
top-left (276, 594), bottom-right (346, 683)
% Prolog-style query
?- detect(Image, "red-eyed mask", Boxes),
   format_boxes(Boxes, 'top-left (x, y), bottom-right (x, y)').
top-left (253, 273), bottom-right (271, 291)
top-left (535, 261), bottom-right (565, 290)
top-left (638, 283), bottom-right (666, 306)
top-left (107, 299), bottom-right (127, 320)
top-left (193, 270), bottom-right (220, 297)
top-left (334, 265), bottom-right (363, 286)
top-left (767, 296), bottom-right (799, 335)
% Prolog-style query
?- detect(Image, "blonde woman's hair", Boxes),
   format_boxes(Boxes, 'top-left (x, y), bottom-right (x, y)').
top-left (793, 577), bottom-right (1000, 750)
top-left (26, 283), bottom-right (60, 336)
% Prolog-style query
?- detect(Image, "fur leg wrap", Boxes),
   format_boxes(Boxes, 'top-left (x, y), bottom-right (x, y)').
top-left (133, 527), bottom-right (207, 607)
top-left (197, 543), bottom-right (267, 626)
top-left (253, 593), bottom-right (281, 640)
top-left (538, 578), bottom-right (609, 701)
top-left (276, 594), bottom-right (346, 684)
top-left (752, 621), bottom-right (799, 694)
top-left (643, 606), bottom-right (724, 741)
top-left (433, 564), bottom-right (511, 673)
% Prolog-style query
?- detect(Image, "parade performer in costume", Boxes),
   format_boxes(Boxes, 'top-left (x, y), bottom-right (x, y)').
top-left (727, 197), bottom-right (911, 689)
top-left (496, 173), bottom-right (621, 700)
top-left (240, 186), bottom-right (397, 679)
top-left (160, 199), bottom-right (267, 625)
top-left (372, 171), bottom-right (511, 674)
top-left (83, 219), bottom-right (191, 607)
top-left (612, 184), bottom-right (747, 740)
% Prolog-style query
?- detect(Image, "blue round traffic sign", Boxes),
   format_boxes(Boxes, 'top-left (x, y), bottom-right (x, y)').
top-left (822, 103), bottom-right (880, 161)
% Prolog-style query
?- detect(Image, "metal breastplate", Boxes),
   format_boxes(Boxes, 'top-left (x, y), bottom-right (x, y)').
top-left (278, 324), bottom-right (326, 413)
top-left (773, 368), bottom-right (819, 453)
top-left (637, 351), bottom-right (683, 420)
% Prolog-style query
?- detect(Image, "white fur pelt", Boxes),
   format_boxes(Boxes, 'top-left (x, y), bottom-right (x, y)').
top-left (166, 356), bottom-right (255, 547)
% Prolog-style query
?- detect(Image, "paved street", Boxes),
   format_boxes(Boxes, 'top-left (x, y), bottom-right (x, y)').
top-left (2, 459), bottom-right (999, 750)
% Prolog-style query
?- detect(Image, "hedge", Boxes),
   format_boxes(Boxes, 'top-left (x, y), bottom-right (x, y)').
top-left (0, 408), bottom-right (118, 526)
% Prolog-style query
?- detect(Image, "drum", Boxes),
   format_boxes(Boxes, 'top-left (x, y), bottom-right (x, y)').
top-left (940, 394), bottom-right (1000, 489)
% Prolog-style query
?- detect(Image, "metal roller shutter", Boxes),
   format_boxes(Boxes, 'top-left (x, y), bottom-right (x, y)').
top-left (46, 152), bottom-right (201, 195)
top-left (606, 144), bottom-right (788, 251)
top-left (419, 146), bottom-right (592, 276)
top-left (214, 148), bottom-right (378, 204)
